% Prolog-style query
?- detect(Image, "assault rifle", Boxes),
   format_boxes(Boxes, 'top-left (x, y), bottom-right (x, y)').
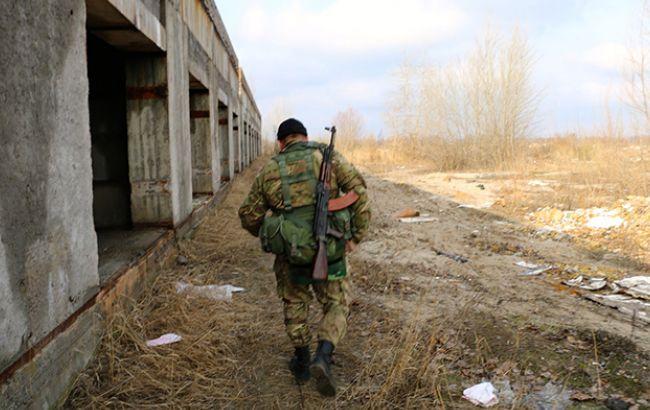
top-left (312, 126), bottom-right (337, 280)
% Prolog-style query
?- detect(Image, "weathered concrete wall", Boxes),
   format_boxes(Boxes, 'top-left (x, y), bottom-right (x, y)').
top-left (0, 0), bottom-right (99, 383)
top-left (0, 306), bottom-right (102, 410)
top-left (0, 0), bottom-right (261, 406)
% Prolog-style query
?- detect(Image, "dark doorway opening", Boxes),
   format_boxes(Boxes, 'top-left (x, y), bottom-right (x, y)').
top-left (88, 33), bottom-right (131, 231)
top-left (87, 33), bottom-right (167, 284)
top-left (219, 101), bottom-right (230, 181)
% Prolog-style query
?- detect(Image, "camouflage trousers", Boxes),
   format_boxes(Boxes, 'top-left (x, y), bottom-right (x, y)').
top-left (273, 256), bottom-right (351, 348)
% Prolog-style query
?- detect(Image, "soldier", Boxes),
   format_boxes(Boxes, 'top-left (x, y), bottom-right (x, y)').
top-left (238, 118), bottom-right (370, 396)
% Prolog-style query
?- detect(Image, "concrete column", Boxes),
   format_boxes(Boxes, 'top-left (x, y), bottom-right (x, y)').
top-left (165, 4), bottom-right (192, 225)
top-left (190, 91), bottom-right (213, 194)
top-left (208, 69), bottom-right (221, 192)
top-left (218, 104), bottom-right (232, 181)
top-left (125, 56), bottom-right (174, 226)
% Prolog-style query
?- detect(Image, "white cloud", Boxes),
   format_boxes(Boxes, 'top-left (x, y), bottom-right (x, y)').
top-left (580, 41), bottom-right (629, 72)
top-left (241, 0), bottom-right (467, 54)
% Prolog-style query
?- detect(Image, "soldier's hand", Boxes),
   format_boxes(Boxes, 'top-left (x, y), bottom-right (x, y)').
top-left (345, 240), bottom-right (357, 254)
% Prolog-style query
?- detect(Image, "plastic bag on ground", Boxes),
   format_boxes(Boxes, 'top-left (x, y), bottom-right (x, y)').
top-left (146, 333), bottom-right (182, 347)
top-left (175, 281), bottom-right (245, 301)
top-left (462, 382), bottom-right (499, 407)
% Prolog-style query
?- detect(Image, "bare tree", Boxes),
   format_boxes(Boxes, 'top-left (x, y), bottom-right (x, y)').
top-left (264, 98), bottom-right (293, 140)
top-left (383, 26), bottom-right (539, 168)
top-left (624, 0), bottom-right (650, 133)
top-left (332, 107), bottom-right (365, 140)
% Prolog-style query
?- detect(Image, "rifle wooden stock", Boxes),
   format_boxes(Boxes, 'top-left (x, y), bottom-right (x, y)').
top-left (312, 242), bottom-right (329, 280)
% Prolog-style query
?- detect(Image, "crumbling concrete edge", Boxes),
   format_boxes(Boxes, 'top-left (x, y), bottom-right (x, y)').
top-left (0, 184), bottom-right (233, 408)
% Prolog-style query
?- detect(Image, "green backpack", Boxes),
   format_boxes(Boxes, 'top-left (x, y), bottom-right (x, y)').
top-left (259, 142), bottom-right (352, 279)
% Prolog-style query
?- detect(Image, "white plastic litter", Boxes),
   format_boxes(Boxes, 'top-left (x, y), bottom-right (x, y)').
top-left (457, 202), bottom-right (494, 210)
top-left (528, 179), bottom-right (550, 187)
top-left (515, 261), bottom-right (539, 269)
top-left (520, 266), bottom-right (553, 276)
top-left (615, 276), bottom-right (650, 300)
top-left (146, 333), bottom-right (182, 347)
top-left (564, 275), bottom-right (584, 287)
top-left (399, 215), bottom-right (438, 223)
top-left (175, 281), bottom-right (244, 301)
top-left (462, 382), bottom-right (499, 407)
top-left (585, 215), bottom-right (624, 229)
top-left (580, 277), bottom-right (607, 291)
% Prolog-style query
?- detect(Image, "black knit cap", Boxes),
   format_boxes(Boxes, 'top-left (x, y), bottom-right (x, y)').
top-left (277, 118), bottom-right (308, 140)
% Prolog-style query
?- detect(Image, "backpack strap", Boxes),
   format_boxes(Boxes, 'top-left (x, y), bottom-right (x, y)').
top-left (276, 155), bottom-right (294, 211)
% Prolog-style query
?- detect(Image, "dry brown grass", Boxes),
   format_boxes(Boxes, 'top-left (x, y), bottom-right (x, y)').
top-left (340, 134), bottom-right (650, 205)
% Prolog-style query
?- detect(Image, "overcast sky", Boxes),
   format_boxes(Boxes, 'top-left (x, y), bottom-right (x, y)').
top-left (217, 0), bottom-right (641, 138)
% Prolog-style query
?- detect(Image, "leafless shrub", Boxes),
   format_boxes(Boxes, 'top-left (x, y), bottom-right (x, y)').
top-left (383, 27), bottom-right (539, 169)
top-left (624, 0), bottom-right (650, 133)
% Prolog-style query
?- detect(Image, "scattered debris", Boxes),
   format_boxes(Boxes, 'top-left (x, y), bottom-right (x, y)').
top-left (563, 275), bottom-right (607, 291)
top-left (176, 255), bottom-right (189, 265)
top-left (434, 248), bottom-right (469, 263)
top-left (616, 276), bottom-right (650, 300)
top-left (458, 202), bottom-right (494, 210)
top-left (586, 215), bottom-right (625, 230)
top-left (581, 277), bottom-right (607, 291)
top-left (175, 281), bottom-right (245, 302)
top-left (462, 382), bottom-right (499, 407)
top-left (515, 261), bottom-right (539, 269)
top-left (146, 333), bottom-right (182, 347)
top-left (492, 379), bottom-right (514, 406)
top-left (393, 208), bottom-right (420, 219)
top-left (520, 266), bottom-right (553, 276)
top-left (564, 275), bottom-right (584, 287)
top-left (528, 179), bottom-right (550, 187)
top-left (584, 294), bottom-right (650, 324)
top-left (528, 206), bottom-right (629, 232)
top-left (399, 215), bottom-right (438, 223)
top-left (524, 382), bottom-right (572, 410)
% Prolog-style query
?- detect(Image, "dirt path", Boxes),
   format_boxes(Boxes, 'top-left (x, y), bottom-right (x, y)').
top-left (67, 158), bottom-right (650, 409)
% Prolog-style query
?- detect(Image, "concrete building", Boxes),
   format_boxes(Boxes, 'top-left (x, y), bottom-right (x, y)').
top-left (0, 1), bottom-right (261, 407)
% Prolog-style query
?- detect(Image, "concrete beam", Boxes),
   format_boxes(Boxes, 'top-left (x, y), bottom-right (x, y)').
top-left (94, 0), bottom-right (167, 51)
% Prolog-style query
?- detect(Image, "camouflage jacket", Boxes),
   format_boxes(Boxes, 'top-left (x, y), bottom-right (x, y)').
top-left (238, 139), bottom-right (371, 244)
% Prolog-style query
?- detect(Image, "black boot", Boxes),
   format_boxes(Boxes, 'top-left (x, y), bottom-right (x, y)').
top-left (310, 340), bottom-right (336, 397)
top-left (289, 346), bottom-right (311, 382)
